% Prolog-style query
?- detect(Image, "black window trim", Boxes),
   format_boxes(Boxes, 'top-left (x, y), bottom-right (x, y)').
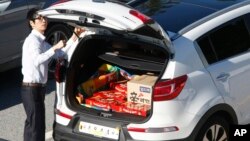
top-left (243, 13), bottom-right (250, 43)
top-left (179, 1), bottom-right (250, 36)
top-left (196, 13), bottom-right (250, 65)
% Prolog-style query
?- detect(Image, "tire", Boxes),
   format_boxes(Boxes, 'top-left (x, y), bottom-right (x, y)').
top-left (196, 116), bottom-right (229, 141)
top-left (45, 24), bottom-right (72, 78)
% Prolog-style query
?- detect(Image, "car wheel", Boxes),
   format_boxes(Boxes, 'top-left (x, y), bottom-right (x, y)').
top-left (45, 24), bottom-right (72, 78)
top-left (196, 116), bottom-right (229, 141)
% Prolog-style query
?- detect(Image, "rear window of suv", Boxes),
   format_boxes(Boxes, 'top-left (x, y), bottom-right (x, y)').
top-left (134, 0), bottom-right (215, 33)
top-left (197, 14), bottom-right (250, 64)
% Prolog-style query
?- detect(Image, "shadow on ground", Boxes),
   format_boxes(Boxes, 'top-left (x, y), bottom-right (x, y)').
top-left (0, 67), bottom-right (55, 110)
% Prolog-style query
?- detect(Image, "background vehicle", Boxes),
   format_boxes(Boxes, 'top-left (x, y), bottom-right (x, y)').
top-left (0, 0), bottom-right (132, 73)
top-left (0, 0), bottom-right (68, 73)
top-left (40, 0), bottom-right (250, 141)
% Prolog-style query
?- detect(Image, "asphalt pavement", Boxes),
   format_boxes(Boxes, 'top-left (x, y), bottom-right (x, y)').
top-left (0, 68), bottom-right (55, 141)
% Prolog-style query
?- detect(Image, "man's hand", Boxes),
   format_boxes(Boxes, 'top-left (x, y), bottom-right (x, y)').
top-left (75, 27), bottom-right (84, 34)
top-left (52, 27), bottom-right (84, 52)
top-left (52, 40), bottom-right (66, 51)
top-left (71, 27), bottom-right (85, 41)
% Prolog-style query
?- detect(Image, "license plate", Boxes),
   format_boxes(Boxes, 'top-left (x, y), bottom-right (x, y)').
top-left (78, 121), bottom-right (120, 140)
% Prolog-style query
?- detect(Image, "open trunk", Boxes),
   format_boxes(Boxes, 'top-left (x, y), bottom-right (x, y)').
top-left (39, 0), bottom-right (173, 122)
top-left (64, 34), bottom-right (169, 122)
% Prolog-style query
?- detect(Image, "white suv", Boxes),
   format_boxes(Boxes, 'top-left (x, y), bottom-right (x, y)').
top-left (39, 0), bottom-right (250, 140)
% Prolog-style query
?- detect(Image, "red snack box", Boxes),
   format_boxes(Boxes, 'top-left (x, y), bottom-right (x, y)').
top-left (110, 80), bottom-right (127, 93)
top-left (93, 90), bottom-right (126, 102)
top-left (121, 102), bottom-right (150, 117)
top-left (110, 101), bottom-right (124, 112)
top-left (85, 96), bottom-right (115, 110)
top-left (111, 101), bottom-right (150, 117)
top-left (114, 83), bottom-right (127, 93)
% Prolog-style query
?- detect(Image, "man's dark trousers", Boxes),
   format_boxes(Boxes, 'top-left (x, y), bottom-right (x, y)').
top-left (21, 85), bottom-right (46, 141)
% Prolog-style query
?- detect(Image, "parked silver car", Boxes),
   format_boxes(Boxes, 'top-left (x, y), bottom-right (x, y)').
top-left (0, 0), bottom-right (68, 72)
top-left (0, 0), bottom-right (132, 73)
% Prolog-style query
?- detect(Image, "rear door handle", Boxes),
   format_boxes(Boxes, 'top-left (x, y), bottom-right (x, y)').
top-left (216, 73), bottom-right (230, 82)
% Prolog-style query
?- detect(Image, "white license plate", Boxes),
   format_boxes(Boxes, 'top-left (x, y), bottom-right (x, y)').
top-left (79, 121), bottom-right (120, 140)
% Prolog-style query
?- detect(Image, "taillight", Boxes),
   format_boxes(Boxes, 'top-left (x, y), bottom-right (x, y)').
top-left (55, 61), bottom-right (61, 82)
top-left (127, 126), bottom-right (179, 133)
top-left (129, 10), bottom-right (153, 24)
top-left (56, 109), bottom-right (72, 120)
top-left (51, 0), bottom-right (71, 6)
top-left (55, 59), bottom-right (66, 82)
top-left (153, 75), bottom-right (188, 101)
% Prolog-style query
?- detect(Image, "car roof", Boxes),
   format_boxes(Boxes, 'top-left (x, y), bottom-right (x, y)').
top-left (133, 0), bottom-right (247, 34)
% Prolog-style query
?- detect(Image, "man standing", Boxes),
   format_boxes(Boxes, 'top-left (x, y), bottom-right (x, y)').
top-left (21, 8), bottom-right (84, 141)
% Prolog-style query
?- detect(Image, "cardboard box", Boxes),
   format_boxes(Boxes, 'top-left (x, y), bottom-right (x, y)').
top-left (127, 75), bottom-right (157, 105)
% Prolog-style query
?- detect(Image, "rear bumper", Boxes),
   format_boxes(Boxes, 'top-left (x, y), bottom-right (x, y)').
top-left (53, 122), bottom-right (139, 141)
top-left (53, 122), bottom-right (190, 141)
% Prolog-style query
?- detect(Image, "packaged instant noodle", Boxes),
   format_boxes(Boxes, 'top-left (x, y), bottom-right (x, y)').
top-left (78, 64), bottom-right (132, 98)
top-left (78, 64), bottom-right (119, 98)
top-left (109, 80), bottom-right (127, 93)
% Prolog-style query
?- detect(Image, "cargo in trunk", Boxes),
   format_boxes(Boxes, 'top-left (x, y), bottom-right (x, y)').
top-left (65, 34), bottom-right (169, 121)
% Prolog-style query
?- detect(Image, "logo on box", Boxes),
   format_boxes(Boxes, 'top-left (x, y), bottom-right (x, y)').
top-left (140, 86), bottom-right (151, 93)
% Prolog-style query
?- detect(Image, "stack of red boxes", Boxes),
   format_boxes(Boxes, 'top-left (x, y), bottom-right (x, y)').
top-left (85, 86), bottom-right (127, 111)
top-left (79, 64), bottom-right (154, 117)
top-left (84, 80), bottom-right (151, 117)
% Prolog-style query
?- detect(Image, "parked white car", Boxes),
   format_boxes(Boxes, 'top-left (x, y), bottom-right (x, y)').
top-left (39, 0), bottom-right (250, 140)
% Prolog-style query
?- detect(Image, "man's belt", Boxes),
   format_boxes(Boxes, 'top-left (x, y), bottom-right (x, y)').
top-left (22, 82), bottom-right (46, 87)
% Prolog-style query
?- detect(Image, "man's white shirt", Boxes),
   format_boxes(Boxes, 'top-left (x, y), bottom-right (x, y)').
top-left (22, 29), bottom-right (76, 84)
